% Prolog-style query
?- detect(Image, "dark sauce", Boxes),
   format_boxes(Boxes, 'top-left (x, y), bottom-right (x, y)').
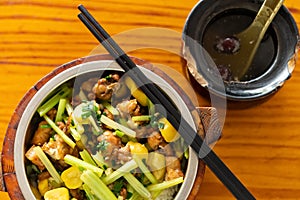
top-left (202, 9), bottom-right (277, 81)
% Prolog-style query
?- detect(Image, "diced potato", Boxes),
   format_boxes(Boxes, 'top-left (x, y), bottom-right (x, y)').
top-left (125, 76), bottom-right (149, 106)
top-left (147, 152), bottom-right (166, 181)
top-left (127, 141), bottom-right (148, 160)
top-left (44, 187), bottom-right (69, 200)
top-left (159, 118), bottom-right (180, 142)
top-left (61, 166), bottom-right (83, 189)
top-left (38, 178), bottom-right (49, 196)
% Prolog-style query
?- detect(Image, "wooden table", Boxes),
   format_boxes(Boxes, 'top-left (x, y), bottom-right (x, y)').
top-left (1, 0), bottom-right (300, 199)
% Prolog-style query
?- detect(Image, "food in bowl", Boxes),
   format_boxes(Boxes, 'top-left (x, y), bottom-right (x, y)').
top-left (19, 61), bottom-right (197, 200)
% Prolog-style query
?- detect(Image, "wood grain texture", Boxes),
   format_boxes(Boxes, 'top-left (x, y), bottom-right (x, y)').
top-left (0, 0), bottom-right (300, 199)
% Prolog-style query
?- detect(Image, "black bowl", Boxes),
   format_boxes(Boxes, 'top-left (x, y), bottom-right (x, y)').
top-left (182, 0), bottom-right (299, 101)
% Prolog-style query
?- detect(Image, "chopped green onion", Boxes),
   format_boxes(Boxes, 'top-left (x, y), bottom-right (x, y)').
top-left (64, 154), bottom-right (103, 177)
top-left (37, 85), bottom-right (71, 117)
top-left (34, 146), bottom-right (62, 184)
top-left (80, 170), bottom-right (117, 200)
top-left (131, 115), bottom-right (151, 122)
top-left (55, 98), bottom-right (67, 122)
top-left (100, 115), bottom-right (136, 138)
top-left (115, 130), bottom-right (125, 138)
top-left (102, 159), bottom-right (138, 185)
top-left (80, 150), bottom-right (97, 166)
top-left (102, 101), bottom-right (119, 115)
top-left (40, 124), bottom-right (51, 129)
top-left (147, 177), bottom-right (183, 191)
top-left (123, 173), bottom-right (151, 199)
top-left (43, 115), bottom-right (76, 149)
top-left (133, 156), bottom-right (158, 184)
top-left (158, 122), bottom-right (165, 129)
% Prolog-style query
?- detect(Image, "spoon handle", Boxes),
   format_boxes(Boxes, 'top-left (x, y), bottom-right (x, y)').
top-left (239, 0), bottom-right (284, 42)
top-left (235, 0), bottom-right (284, 79)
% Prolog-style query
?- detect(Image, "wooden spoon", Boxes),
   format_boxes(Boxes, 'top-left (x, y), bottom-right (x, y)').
top-left (213, 0), bottom-right (284, 80)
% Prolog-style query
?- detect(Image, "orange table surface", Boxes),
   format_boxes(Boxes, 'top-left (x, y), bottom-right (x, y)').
top-left (1, 0), bottom-right (300, 199)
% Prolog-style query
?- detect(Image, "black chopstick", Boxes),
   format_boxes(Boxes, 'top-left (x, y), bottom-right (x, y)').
top-left (77, 5), bottom-right (256, 200)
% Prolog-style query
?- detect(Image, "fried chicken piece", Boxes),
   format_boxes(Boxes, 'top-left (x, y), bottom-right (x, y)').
top-left (42, 134), bottom-right (73, 161)
top-left (32, 121), bottom-right (52, 146)
top-left (25, 145), bottom-right (45, 170)
top-left (147, 131), bottom-right (163, 150)
top-left (165, 156), bottom-right (184, 181)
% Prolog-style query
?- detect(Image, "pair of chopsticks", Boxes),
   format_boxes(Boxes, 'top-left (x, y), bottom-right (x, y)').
top-left (77, 5), bottom-right (255, 200)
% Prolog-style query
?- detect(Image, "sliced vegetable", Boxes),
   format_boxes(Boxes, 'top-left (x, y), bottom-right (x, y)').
top-left (37, 85), bottom-right (71, 117)
top-left (81, 170), bottom-right (118, 200)
top-left (44, 187), bottom-right (69, 200)
top-left (123, 173), bottom-right (151, 199)
top-left (33, 146), bottom-right (62, 184)
top-left (131, 115), bottom-right (151, 122)
top-left (92, 152), bottom-right (108, 170)
top-left (61, 166), bottom-right (83, 189)
top-left (147, 152), bottom-right (166, 182)
top-left (66, 102), bottom-right (84, 134)
top-left (82, 184), bottom-right (98, 200)
top-left (70, 127), bottom-right (81, 142)
top-left (147, 177), bottom-right (184, 191)
top-left (102, 159), bottom-right (138, 185)
top-left (64, 154), bottom-right (103, 177)
top-left (55, 98), bottom-right (67, 122)
top-left (80, 149), bottom-right (97, 166)
top-left (133, 155), bottom-right (158, 184)
top-left (158, 118), bottom-right (180, 142)
top-left (38, 178), bottom-right (49, 196)
top-left (100, 115), bottom-right (136, 137)
top-left (102, 101), bottom-right (119, 115)
top-left (43, 115), bottom-right (76, 149)
top-left (127, 141), bottom-right (148, 161)
top-left (124, 76), bottom-right (149, 106)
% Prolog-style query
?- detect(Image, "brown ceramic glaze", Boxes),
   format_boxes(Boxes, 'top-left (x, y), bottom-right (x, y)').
top-left (1, 55), bottom-right (221, 199)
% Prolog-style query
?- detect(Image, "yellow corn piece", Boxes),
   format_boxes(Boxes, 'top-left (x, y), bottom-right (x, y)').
top-left (125, 76), bottom-right (149, 106)
top-left (38, 179), bottom-right (49, 196)
top-left (159, 118), bottom-right (180, 142)
top-left (61, 166), bottom-right (83, 189)
top-left (44, 187), bottom-right (69, 200)
top-left (127, 141), bottom-right (148, 160)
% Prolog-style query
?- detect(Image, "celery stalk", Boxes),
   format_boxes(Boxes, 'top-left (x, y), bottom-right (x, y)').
top-left (81, 170), bottom-right (117, 200)
top-left (37, 85), bottom-right (71, 117)
top-left (133, 156), bottom-right (158, 184)
top-left (64, 155), bottom-right (103, 177)
top-left (66, 102), bottom-right (84, 134)
top-left (70, 127), bottom-right (81, 142)
top-left (80, 150), bottom-right (97, 166)
top-left (123, 173), bottom-right (151, 199)
top-left (92, 152), bottom-right (107, 170)
top-left (129, 191), bottom-right (141, 200)
top-left (82, 184), bottom-right (98, 200)
top-left (34, 146), bottom-right (62, 184)
top-left (131, 115), bottom-right (151, 122)
top-left (55, 98), bottom-right (67, 122)
top-left (102, 159), bottom-right (138, 185)
top-left (43, 115), bottom-right (76, 148)
top-left (102, 101), bottom-right (119, 115)
top-left (100, 115), bottom-right (136, 137)
top-left (147, 177), bottom-right (183, 191)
